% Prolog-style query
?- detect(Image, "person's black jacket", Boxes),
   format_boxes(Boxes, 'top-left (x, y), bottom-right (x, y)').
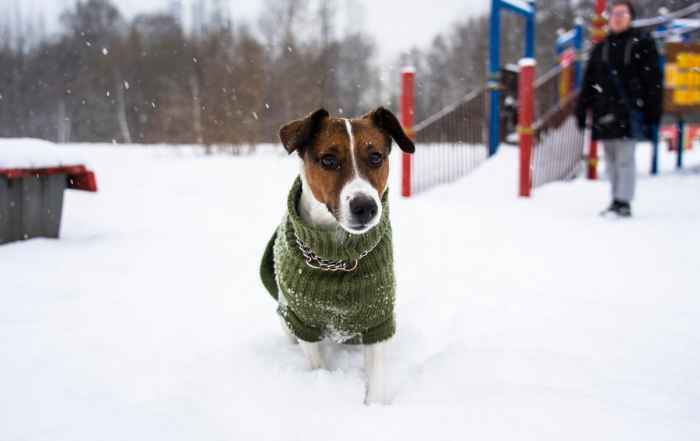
top-left (575, 28), bottom-right (663, 140)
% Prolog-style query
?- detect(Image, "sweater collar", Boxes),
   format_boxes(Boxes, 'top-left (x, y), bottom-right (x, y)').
top-left (286, 176), bottom-right (390, 262)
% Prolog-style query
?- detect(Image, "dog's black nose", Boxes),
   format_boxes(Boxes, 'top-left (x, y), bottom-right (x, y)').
top-left (349, 197), bottom-right (378, 224)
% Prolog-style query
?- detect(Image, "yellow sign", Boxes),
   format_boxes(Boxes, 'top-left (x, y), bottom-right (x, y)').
top-left (663, 42), bottom-right (700, 113)
top-left (671, 52), bottom-right (700, 106)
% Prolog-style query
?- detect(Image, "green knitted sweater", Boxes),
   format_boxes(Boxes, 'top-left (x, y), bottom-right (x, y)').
top-left (260, 177), bottom-right (396, 345)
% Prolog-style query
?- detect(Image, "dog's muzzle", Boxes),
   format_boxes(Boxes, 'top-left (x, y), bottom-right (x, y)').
top-left (349, 196), bottom-right (378, 226)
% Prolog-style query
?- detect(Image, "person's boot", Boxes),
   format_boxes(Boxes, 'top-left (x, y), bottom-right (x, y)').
top-left (601, 200), bottom-right (622, 217)
top-left (615, 202), bottom-right (632, 217)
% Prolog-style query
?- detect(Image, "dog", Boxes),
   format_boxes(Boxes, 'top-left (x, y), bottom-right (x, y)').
top-left (260, 107), bottom-right (415, 405)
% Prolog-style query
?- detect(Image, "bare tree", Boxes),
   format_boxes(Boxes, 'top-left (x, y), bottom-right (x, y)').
top-left (114, 67), bottom-right (132, 143)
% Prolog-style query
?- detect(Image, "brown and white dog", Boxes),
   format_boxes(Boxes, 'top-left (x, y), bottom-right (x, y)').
top-left (278, 107), bottom-right (415, 404)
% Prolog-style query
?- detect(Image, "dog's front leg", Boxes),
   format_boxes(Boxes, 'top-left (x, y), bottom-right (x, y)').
top-left (299, 340), bottom-right (327, 370)
top-left (364, 338), bottom-right (392, 405)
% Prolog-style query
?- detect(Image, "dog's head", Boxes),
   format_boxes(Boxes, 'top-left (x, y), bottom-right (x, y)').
top-left (279, 107), bottom-right (415, 234)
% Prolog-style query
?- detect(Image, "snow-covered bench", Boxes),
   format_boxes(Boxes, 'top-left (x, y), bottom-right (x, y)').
top-left (0, 139), bottom-right (97, 245)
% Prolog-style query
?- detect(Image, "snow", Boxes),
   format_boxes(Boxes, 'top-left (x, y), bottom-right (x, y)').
top-left (0, 138), bottom-right (87, 169)
top-left (500, 0), bottom-right (535, 15)
top-left (1, 140), bottom-right (700, 440)
top-left (518, 57), bottom-right (537, 67)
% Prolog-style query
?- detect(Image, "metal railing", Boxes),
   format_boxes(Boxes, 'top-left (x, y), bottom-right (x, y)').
top-left (531, 88), bottom-right (586, 188)
top-left (632, 2), bottom-right (700, 30)
top-left (534, 66), bottom-right (560, 122)
top-left (410, 85), bottom-right (490, 194)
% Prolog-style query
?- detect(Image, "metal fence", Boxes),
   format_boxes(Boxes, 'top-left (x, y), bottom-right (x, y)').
top-left (534, 66), bottom-right (560, 122)
top-left (531, 87), bottom-right (586, 188)
top-left (411, 86), bottom-right (490, 194)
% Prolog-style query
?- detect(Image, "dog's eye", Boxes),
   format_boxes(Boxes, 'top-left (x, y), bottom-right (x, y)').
top-left (369, 153), bottom-right (383, 168)
top-left (321, 154), bottom-right (338, 169)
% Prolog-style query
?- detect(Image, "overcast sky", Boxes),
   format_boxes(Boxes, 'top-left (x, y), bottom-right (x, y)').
top-left (1, 0), bottom-right (491, 61)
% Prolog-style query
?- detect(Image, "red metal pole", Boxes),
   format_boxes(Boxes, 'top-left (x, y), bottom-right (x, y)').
top-left (518, 58), bottom-right (536, 197)
top-left (588, 0), bottom-right (607, 180)
top-left (400, 68), bottom-right (415, 198)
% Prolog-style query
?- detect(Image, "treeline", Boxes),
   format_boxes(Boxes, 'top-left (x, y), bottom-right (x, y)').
top-left (0, 0), bottom-right (690, 146)
top-left (0, 0), bottom-right (382, 145)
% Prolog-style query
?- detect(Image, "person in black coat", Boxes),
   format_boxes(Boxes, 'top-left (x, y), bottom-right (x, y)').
top-left (575, 0), bottom-right (663, 217)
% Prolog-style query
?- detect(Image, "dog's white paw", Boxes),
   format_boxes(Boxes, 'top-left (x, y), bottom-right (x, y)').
top-left (310, 360), bottom-right (327, 370)
top-left (299, 340), bottom-right (326, 371)
top-left (364, 392), bottom-right (385, 406)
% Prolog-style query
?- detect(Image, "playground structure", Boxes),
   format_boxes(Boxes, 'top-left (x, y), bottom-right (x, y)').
top-left (399, 0), bottom-right (700, 198)
top-left (399, 0), bottom-right (536, 197)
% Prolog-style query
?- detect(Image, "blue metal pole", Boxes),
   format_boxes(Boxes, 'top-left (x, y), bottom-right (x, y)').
top-left (651, 23), bottom-right (666, 175)
top-left (489, 0), bottom-right (501, 156)
top-left (650, 123), bottom-right (659, 175)
top-left (573, 22), bottom-right (583, 89)
top-left (524, 1), bottom-right (535, 58)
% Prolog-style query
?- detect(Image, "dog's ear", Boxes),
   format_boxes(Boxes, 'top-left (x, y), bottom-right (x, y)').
top-left (279, 108), bottom-right (329, 156)
top-left (362, 107), bottom-right (416, 154)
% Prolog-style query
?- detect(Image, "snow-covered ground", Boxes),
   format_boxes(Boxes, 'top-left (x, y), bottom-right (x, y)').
top-left (1, 140), bottom-right (700, 440)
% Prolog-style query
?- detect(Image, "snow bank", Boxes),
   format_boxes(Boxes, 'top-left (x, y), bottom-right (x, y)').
top-left (1, 141), bottom-right (699, 440)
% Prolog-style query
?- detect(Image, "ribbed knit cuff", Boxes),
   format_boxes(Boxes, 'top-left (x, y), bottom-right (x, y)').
top-left (277, 305), bottom-right (324, 343)
top-left (358, 315), bottom-right (396, 345)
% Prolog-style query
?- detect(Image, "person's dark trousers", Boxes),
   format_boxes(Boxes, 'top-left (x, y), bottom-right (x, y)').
top-left (603, 139), bottom-right (636, 203)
